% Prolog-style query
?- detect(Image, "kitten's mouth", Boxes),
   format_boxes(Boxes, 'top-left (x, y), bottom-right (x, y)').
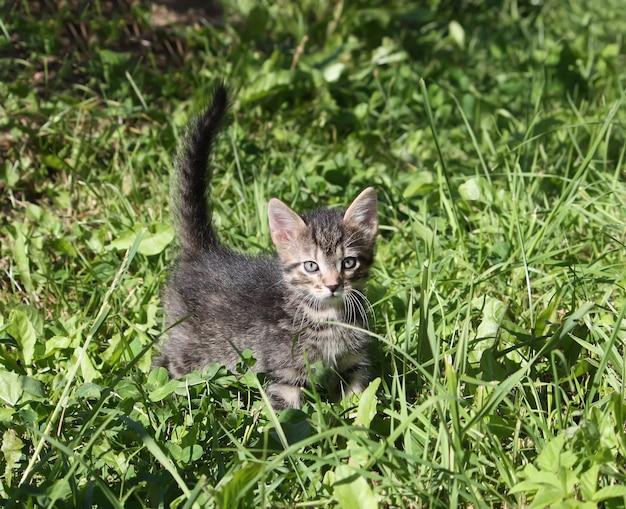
top-left (323, 293), bottom-right (345, 308)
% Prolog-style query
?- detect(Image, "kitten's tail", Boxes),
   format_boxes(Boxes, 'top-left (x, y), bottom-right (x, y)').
top-left (173, 83), bottom-right (229, 253)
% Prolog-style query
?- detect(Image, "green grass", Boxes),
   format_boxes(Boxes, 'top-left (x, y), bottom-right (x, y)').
top-left (2, 0), bottom-right (626, 507)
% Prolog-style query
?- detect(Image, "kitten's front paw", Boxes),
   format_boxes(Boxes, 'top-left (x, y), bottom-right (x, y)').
top-left (267, 383), bottom-right (302, 410)
top-left (339, 365), bottom-right (370, 400)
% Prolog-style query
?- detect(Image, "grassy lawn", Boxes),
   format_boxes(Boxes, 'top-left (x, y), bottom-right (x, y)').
top-left (1, 0), bottom-right (626, 507)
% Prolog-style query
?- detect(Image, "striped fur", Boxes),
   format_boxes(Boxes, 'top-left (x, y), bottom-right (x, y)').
top-left (156, 86), bottom-right (378, 409)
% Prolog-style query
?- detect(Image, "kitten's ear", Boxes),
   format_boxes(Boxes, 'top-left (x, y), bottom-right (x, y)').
top-left (344, 187), bottom-right (378, 236)
top-left (268, 198), bottom-right (307, 248)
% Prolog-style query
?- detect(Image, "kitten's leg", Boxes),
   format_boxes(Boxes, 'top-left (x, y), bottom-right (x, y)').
top-left (338, 363), bottom-right (370, 399)
top-left (266, 382), bottom-right (302, 410)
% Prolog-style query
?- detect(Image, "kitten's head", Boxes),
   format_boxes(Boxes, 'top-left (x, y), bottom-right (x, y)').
top-left (268, 188), bottom-right (378, 309)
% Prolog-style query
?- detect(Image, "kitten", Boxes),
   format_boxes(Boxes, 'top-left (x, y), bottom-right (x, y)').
top-left (156, 84), bottom-right (378, 410)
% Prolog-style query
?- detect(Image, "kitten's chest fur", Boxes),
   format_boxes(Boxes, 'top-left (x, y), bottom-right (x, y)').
top-left (291, 306), bottom-right (366, 368)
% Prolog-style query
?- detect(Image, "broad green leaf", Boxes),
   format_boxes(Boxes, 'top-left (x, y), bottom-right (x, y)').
top-left (0, 407), bottom-right (14, 420)
top-left (19, 375), bottom-right (45, 400)
top-left (184, 444), bottom-right (203, 463)
top-left (475, 297), bottom-right (507, 340)
top-left (528, 486), bottom-right (567, 508)
top-left (459, 177), bottom-right (484, 201)
top-left (509, 479), bottom-right (545, 495)
top-left (105, 226), bottom-right (143, 252)
top-left (601, 43), bottom-right (619, 59)
top-left (356, 377), bottom-right (380, 428)
top-left (166, 442), bottom-right (184, 461)
top-left (74, 347), bottom-right (98, 383)
top-left (535, 291), bottom-right (560, 337)
top-left (1, 429), bottom-right (23, 488)
top-left (276, 409), bottom-right (313, 444)
top-left (101, 332), bottom-right (125, 365)
top-left (167, 442), bottom-right (203, 465)
top-left (353, 103), bottom-right (368, 120)
top-left (12, 304), bottom-right (44, 335)
top-left (147, 366), bottom-right (171, 389)
top-left (51, 237), bottom-right (78, 257)
top-left (115, 380), bottom-right (142, 400)
top-left (148, 379), bottom-right (181, 402)
top-left (449, 20), bottom-right (465, 48)
top-left (479, 347), bottom-right (508, 380)
top-left (239, 70), bottom-right (293, 103)
top-left (402, 171), bottom-right (434, 198)
top-left (1, 160), bottom-right (19, 186)
top-left (0, 370), bottom-right (21, 406)
top-left (371, 37), bottom-right (407, 65)
top-left (42, 153), bottom-right (65, 171)
top-left (107, 224), bottom-right (174, 256)
top-left (47, 479), bottom-right (73, 502)
top-left (579, 463), bottom-right (599, 500)
top-left (44, 335), bottom-right (74, 355)
top-left (7, 309), bottom-right (39, 366)
top-left (592, 484), bottom-right (626, 502)
top-left (75, 382), bottom-right (103, 400)
top-left (99, 48), bottom-right (131, 67)
top-left (334, 465), bottom-right (378, 509)
top-left (146, 367), bottom-right (180, 401)
top-left (323, 63), bottom-right (345, 83)
top-left (412, 221), bottom-right (435, 244)
top-left (536, 434), bottom-right (565, 471)
top-left (137, 223), bottom-right (175, 256)
top-left (491, 240), bottom-right (510, 260)
top-left (10, 224), bottom-right (33, 293)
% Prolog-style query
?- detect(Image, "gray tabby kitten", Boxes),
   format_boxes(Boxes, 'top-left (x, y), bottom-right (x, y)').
top-left (156, 84), bottom-right (378, 409)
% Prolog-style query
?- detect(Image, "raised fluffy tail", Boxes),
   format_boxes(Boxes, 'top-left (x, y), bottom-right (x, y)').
top-left (173, 83), bottom-right (229, 253)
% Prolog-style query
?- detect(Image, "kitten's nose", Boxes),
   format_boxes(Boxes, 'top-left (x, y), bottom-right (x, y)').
top-left (326, 283), bottom-right (341, 294)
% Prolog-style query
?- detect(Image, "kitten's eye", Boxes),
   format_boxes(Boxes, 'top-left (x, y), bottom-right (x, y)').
top-left (342, 257), bottom-right (358, 270)
top-left (303, 261), bottom-right (319, 273)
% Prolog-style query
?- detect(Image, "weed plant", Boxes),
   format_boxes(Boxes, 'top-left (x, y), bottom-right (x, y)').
top-left (1, 0), bottom-right (626, 507)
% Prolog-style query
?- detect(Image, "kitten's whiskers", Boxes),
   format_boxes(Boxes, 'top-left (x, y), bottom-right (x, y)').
top-left (351, 288), bottom-right (374, 320)
top-left (344, 289), bottom-right (372, 331)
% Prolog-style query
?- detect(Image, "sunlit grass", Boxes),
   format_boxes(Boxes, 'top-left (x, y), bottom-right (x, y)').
top-left (1, 0), bottom-right (626, 507)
